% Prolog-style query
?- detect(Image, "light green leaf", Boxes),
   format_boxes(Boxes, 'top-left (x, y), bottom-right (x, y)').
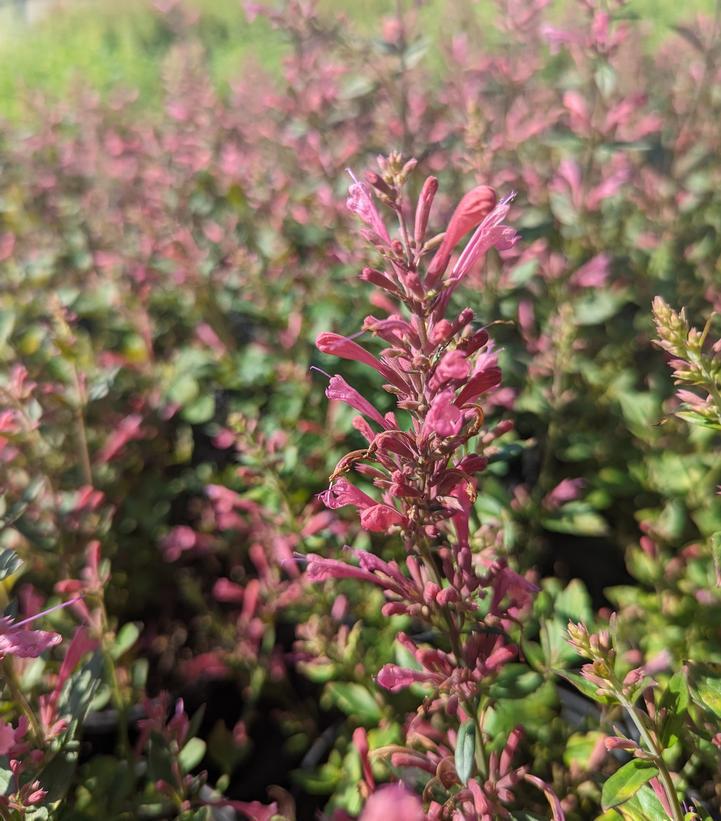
top-left (325, 683), bottom-right (382, 725)
top-left (601, 759), bottom-right (659, 810)
top-left (179, 737), bottom-right (206, 772)
top-left (454, 720), bottom-right (475, 785)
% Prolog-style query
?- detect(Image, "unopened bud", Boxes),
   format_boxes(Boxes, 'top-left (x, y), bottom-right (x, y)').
top-left (414, 176), bottom-right (439, 247)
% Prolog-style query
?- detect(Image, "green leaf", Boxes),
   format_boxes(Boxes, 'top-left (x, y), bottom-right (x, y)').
top-left (0, 309), bottom-right (15, 350)
top-left (660, 671), bottom-right (689, 746)
top-left (325, 683), bottom-right (382, 725)
top-left (179, 737), bottom-right (207, 772)
top-left (40, 746), bottom-right (79, 803)
top-left (555, 579), bottom-right (593, 625)
top-left (111, 622), bottom-right (141, 659)
top-left (454, 720), bottom-right (476, 785)
top-left (601, 759), bottom-right (659, 810)
top-left (542, 507), bottom-right (608, 537)
top-left (689, 662), bottom-right (721, 719)
top-left (489, 664), bottom-right (543, 700)
top-left (557, 670), bottom-right (614, 705)
top-left (59, 650), bottom-right (104, 736)
top-left (167, 373), bottom-right (199, 406)
top-left (615, 784), bottom-right (669, 820)
top-left (181, 393), bottom-right (215, 424)
top-left (563, 732), bottom-right (605, 770)
top-left (0, 548), bottom-right (22, 582)
top-left (574, 290), bottom-right (627, 326)
top-left (712, 532), bottom-right (721, 586)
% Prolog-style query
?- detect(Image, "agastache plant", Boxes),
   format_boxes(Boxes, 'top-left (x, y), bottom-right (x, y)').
top-left (308, 156), bottom-right (563, 819)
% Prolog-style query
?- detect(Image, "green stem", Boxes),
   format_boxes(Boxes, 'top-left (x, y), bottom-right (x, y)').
top-left (71, 365), bottom-right (93, 487)
top-left (97, 598), bottom-right (130, 757)
top-left (2, 659), bottom-right (43, 744)
top-left (616, 692), bottom-right (684, 821)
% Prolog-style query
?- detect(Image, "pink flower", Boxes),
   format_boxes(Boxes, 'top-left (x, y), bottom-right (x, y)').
top-left (161, 525), bottom-right (198, 561)
top-left (0, 599), bottom-right (75, 659)
top-left (319, 478), bottom-right (376, 511)
top-left (359, 504), bottom-right (405, 532)
top-left (543, 478), bottom-right (585, 509)
top-left (448, 196), bottom-right (519, 283)
top-left (326, 375), bottom-right (391, 430)
top-left (456, 351), bottom-right (502, 406)
top-left (571, 254), bottom-right (610, 288)
top-left (376, 664), bottom-right (437, 692)
top-left (346, 170), bottom-right (391, 244)
top-left (317, 332), bottom-right (407, 390)
top-left (360, 784), bottom-right (425, 821)
top-left (429, 350), bottom-right (470, 391)
top-left (423, 390), bottom-right (464, 438)
top-left (428, 185), bottom-right (498, 282)
top-left (96, 413), bottom-right (144, 464)
top-left (0, 722), bottom-right (15, 755)
top-left (213, 578), bottom-right (245, 604)
top-left (305, 554), bottom-right (379, 586)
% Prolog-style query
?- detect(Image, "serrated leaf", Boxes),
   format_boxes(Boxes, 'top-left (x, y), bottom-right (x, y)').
top-left (601, 759), bottom-right (659, 810)
top-left (454, 719), bottom-right (475, 785)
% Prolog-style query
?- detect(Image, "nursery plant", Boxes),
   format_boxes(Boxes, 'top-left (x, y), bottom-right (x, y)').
top-left (2, 0), bottom-right (721, 818)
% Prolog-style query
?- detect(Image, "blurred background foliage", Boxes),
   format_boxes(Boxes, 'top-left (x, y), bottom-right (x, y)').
top-left (0, 0), bottom-right (716, 118)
